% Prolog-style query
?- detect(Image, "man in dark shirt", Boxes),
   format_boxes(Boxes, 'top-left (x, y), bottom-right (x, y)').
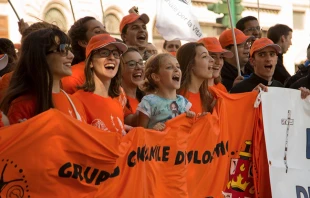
top-left (236, 16), bottom-right (262, 40)
top-left (267, 24), bottom-right (292, 84)
top-left (219, 28), bottom-right (253, 91)
top-left (230, 38), bottom-right (283, 93)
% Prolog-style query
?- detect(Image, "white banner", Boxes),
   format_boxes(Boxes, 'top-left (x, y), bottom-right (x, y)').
top-left (155, 0), bottom-right (203, 41)
top-left (261, 87), bottom-right (310, 198)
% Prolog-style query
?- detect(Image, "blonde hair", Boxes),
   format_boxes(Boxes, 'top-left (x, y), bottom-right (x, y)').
top-left (141, 53), bottom-right (174, 93)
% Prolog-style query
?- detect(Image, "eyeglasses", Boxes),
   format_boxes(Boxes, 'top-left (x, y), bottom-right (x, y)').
top-left (244, 26), bottom-right (261, 33)
top-left (237, 41), bottom-right (252, 49)
top-left (124, 60), bottom-right (145, 69)
top-left (93, 48), bottom-right (121, 59)
top-left (46, 44), bottom-right (72, 57)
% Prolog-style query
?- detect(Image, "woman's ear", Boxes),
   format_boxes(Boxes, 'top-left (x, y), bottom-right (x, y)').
top-left (121, 34), bottom-right (126, 43)
top-left (191, 63), bottom-right (195, 72)
top-left (90, 61), bottom-right (93, 68)
top-left (151, 73), bottom-right (160, 82)
top-left (78, 40), bottom-right (88, 48)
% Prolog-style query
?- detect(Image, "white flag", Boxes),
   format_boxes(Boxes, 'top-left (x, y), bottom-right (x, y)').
top-left (261, 87), bottom-right (310, 197)
top-left (156, 0), bottom-right (203, 41)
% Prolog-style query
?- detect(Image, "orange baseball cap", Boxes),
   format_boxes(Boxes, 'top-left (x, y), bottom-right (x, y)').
top-left (198, 37), bottom-right (234, 58)
top-left (250, 38), bottom-right (281, 57)
top-left (219, 28), bottom-right (252, 48)
top-left (85, 34), bottom-right (128, 58)
top-left (0, 54), bottom-right (8, 70)
top-left (119, 13), bottom-right (149, 33)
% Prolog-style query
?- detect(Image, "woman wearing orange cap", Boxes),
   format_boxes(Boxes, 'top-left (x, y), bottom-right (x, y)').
top-left (176, 42), bottom-right (215, 114)
top-left (0, 28), bottom-right (87, 124)
top-left (73, 33), bottom-right (128, 135)
top-left (198, 37), bottom-right (234, 92)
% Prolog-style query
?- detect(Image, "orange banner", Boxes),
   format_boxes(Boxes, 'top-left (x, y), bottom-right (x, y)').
top-left (186, 88), bottom-right (259, 198)
top-left (0, 110), bottom-right (121, 198)
top-left (106, 88), bottom-right (262, 198)
top-left (0, 89), bottom-right (269, 198)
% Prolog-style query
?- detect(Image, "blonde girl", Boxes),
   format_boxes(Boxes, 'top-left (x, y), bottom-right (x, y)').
top-left (137, 53), bottom-right (195, 131)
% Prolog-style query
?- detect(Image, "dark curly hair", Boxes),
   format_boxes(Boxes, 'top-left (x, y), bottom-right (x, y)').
top-left (68, 16), bottom-right (96, 65)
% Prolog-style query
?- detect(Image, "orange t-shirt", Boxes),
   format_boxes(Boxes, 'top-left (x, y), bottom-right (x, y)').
top-left (7, 91), bottom-right (87, 124)
top-left (61, 61), bottom-right (85, 94)
top-left (125, 96), bottom-right (139, 114)
top-left (0, 71), bottom-right (13, 101)
top-left (73, 89), bottom-right (127, 135)
top-left (213, 82), bottom-right (228, 92)
top-left (0, 111), bottom-right (4, 127)
top-left (180, 90), bottom-right (203, 114)
top-left (124, 96), bottom-right (139, 117)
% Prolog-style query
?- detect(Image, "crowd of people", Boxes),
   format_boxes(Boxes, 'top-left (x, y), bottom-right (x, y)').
top-left (0, 7), bottom-right (309, 131)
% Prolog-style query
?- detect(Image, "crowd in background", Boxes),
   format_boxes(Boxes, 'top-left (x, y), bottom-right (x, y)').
top-left (0, 6), bottom-right (309, 131)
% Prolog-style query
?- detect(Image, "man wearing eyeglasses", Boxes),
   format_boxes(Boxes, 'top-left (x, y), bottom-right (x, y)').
top-left (236, 16), bottom-right (262, 40)
top-left (236, 16), bottom-right (262, 84)
top-left (219, 28), bottom-right (254, 91)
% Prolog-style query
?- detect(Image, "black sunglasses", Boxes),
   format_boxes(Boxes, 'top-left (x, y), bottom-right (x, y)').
top-left (46, 44), bottom-right (72, 57)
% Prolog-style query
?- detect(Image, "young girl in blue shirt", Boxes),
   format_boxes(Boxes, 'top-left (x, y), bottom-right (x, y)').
top-left (137, 53), bottom-right (195, 131)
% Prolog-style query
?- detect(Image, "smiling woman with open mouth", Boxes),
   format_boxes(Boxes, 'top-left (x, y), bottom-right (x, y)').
top-left (198, 37), bottom-right (234, 93)
top-left (73, 33), bottom-right (129, 135)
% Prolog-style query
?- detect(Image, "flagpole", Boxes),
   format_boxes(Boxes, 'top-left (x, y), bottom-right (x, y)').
top-left (257, 0), bottom-right (260, 23)
top-left (227, 0), bottom-right (241, 76)
top-left (68, 0), bottom-right (76, 22)
top-left (8, 0), bottom-right (20, 21)
top-left (100, 0), bottom-right (105, 25)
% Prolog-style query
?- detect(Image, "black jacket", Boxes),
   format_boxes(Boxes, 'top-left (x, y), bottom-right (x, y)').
top-left (284, 64), bottom-right (310, 88)
top-left (230, 73), bottom-right (284, 93)
top-left (221, 61), bottom-right (253, 91)
top-left (290, 75), bottom-right (310, 90)
top-left (273, 54), bottom-right (291, 84)
top-left (244, 61), bottom-right (254, 76)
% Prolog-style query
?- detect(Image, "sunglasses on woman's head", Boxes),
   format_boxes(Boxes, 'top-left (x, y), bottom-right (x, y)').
top-left (46, 44), bottom-right (72, 57)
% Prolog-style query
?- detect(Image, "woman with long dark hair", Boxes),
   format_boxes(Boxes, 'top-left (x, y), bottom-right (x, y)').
top-left (176, 42), bottom-right (215, 114)
top-left (120, 47), bottom-right (145, 126)
top-left (0, 28), bottom-right (86, 124)
top-left (198, 37), bottom-right (233, 92)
